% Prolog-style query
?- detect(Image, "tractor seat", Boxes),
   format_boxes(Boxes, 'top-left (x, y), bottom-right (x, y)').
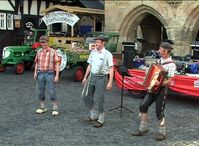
top-left (32, 42), bottom-right (41, 49)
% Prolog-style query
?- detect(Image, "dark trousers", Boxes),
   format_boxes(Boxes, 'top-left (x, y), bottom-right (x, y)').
top-left (139, 87), bottom-right (167, 120)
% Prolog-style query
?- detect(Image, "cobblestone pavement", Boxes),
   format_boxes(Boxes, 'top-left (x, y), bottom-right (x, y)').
top-left (0, 67), bottom-right (199, 146)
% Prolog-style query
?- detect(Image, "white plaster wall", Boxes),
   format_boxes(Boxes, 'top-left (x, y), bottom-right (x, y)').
top-left (23, 1), bottom-right (28, 15)
top-left (30, 0), bottom-right (37, 15)
top-left (40, 1), bottom-right (46, 16)
top-left (49, 2), bottom-right (53, 7)
top-left (0, 0), bottom-right (15, 11)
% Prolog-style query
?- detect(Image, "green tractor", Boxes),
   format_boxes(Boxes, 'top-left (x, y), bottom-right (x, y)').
top-left (0, 29), bottom-right (47, 74)
top-left (84, 32), bottom-right (119, 52)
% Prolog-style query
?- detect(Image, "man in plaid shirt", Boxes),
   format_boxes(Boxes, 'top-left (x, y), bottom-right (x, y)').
top-left (34, 35), bottom-right (60, 116)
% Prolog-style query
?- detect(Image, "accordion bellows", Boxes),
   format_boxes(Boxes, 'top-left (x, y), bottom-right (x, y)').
top-left (142, 63), bottom-right (168, 93)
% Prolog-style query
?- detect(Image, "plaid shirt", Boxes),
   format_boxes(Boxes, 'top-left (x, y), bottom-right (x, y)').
top-left (34, 47), bottom-right (59, 71)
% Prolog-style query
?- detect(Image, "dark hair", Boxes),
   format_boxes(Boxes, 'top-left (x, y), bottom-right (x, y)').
top-left (39, 35), bottom-right (49, 43)
top-left (160, 42), bottom-right (173, 51)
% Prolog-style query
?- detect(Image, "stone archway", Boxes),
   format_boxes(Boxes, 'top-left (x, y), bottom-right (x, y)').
top-left (183, 5), bottom-right (199, 42)
top-left (182, 5), bottom-right (199, 58)
top-left (119, 5), bottom-right (168, 52)
top-left (119, 5), bottom-right (168, 40)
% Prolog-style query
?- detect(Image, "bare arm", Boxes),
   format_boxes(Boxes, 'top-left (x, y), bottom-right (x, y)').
top-left (108, 66), bottom-right (114, 84)
top-left (55, 62), bottom-right (60, 77)
top-left (34, 62), bottom-right (38, 80)
top-left (155, 77), bottom-right (172, 87)
top-left (162, 77), bottom-right (172, 86)
top-left (84, 64), bottom-right (91, 79)
top-left (54, 62), bottom-right (60, 82)
top-left (82, 64), bottom-right (91, 85)
top-left (106, 66), bottom-right (114, 90)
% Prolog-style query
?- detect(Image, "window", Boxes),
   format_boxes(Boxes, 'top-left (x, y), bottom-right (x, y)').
top-left (7, 14), bottom-right (13, 30)
top-left (0, 13), bottom-right (6, 30)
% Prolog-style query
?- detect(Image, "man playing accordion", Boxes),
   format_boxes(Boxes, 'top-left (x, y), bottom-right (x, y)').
top-left (131, 42), bottom-right (176, 141)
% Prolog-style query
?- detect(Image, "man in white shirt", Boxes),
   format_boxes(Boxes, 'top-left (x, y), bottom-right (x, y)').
top-left (131, 42), bottom-right (176, 141)
top-left (82, 35), bottom-right (114, 128)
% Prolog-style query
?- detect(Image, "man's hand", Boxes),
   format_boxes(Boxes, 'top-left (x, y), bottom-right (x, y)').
top-left (82, 78), bottom-right (87, 86)
top-left (155, 80), bottom-right (160, 86)
top-left (106, 81), bottom-right (112, 91)
top-left (34, 72), bottom-right (37, 80)
top-left (54, 76), bottom-right (59, 82)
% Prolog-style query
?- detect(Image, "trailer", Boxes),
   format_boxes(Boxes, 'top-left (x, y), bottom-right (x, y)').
top-left (48, 31), bottom-right (120, 81)
top-left (40, 5), bottom-right (120, 81)
top-left (114, 68), bottom-right (199, 99)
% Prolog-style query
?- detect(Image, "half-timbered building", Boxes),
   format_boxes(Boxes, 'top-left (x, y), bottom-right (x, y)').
top-left (0, 0), bottom-right (104, 54)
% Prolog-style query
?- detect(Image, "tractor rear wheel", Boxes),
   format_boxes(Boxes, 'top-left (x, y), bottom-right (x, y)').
top-left (0, 64), bottom-right (6, 72)
top-left (15, 63), bottom-right (25, 74)
top-left (72, 66), bottom-right (85, 82)
top-left (24, 61), bottom-right (33, 70)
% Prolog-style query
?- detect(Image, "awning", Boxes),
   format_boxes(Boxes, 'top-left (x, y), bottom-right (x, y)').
top-left (41, 5), bottom-right (104, 15)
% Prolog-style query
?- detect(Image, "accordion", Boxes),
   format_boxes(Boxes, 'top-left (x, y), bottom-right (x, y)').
top-left (142, 63), bottom-right (168, 93)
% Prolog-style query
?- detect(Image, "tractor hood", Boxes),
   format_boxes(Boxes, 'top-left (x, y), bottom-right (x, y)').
top-left (3, 46), bottom-right (31, 52)
top-left (2, 46), bottom-right (32, 60)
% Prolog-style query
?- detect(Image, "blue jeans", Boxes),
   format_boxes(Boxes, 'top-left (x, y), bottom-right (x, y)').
top-left (37, 71), bottom-right (57, 101)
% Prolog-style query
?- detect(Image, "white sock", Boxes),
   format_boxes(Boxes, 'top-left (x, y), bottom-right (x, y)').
top-left (98, 113), bottom-right (105, 124)
top-left (139, 122), bottom-right (148, 132)
top-left (53, 102), bottom-right (58, 110)
top-left (90, 109), bottom-right (98, 120)
top-left (40, 102), bottom-right (45, 109)
top-left (159, 126), bottom-right (166, 136)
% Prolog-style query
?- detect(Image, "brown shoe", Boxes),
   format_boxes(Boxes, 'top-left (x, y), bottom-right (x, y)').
top-left (93, 121), bottom-right (104, 128)
top-left (131, 130), bottom-right (148, 136)
top-left (154, 133), bottom-right (166, 141)
top-left (83, 117), bottom-right (98, 124)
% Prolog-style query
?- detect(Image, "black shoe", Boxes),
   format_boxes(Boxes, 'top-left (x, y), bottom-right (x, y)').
top-left (154, 133), bottom-right (166, 141)
top-left (131, 130), bottom-right (148, 136)
top-left (93, 121), bottom-right (104, 128)
top-left (83, 117), bottom-right (98, 124)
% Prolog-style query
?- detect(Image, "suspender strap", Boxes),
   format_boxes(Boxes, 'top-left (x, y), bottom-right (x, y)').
top-left (156, 60), bottom-right (175, 65)
top-left (98, 51), bottom-right (108, 74)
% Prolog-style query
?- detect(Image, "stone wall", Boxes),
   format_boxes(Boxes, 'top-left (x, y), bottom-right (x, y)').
top-left (105, 0), bottom-right (199, 56)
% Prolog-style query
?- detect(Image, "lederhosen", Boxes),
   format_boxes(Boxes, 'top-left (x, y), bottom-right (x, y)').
top-left (139, 60), bottom-right (175, 120)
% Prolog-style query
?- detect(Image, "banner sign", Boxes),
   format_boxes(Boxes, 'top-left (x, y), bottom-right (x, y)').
top-left (42, 11), bottom-right (79, 26)
top-left (194, 80), bottom-right (199, 88)
top-left (115, 68), bottom-right (199, 97)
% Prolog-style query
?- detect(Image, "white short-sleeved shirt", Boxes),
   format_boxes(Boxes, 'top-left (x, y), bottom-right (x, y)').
top-left (158, 57), bottom-right (176, 77)
top-left (87, 48), bottom-right (113, 74)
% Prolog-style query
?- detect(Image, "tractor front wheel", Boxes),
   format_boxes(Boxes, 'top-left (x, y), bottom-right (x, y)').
top-left (15, 63), bottom-right (25, 75)
top-left (72, 66), bottom-right (85, 82)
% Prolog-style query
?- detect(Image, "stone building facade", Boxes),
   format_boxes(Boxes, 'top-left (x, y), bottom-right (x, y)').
top-left (105, 0), bottom-right (199, 56)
